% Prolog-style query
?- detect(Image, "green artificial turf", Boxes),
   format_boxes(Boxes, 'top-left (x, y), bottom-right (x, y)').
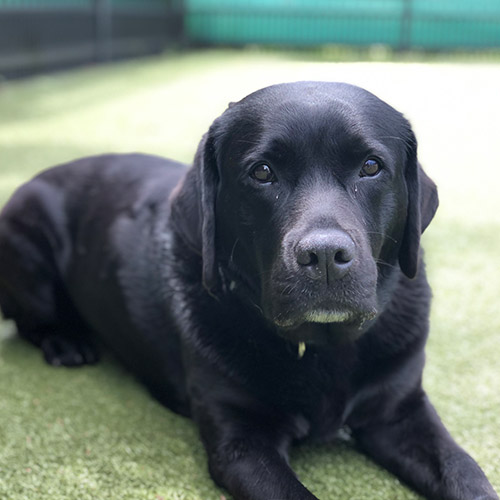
top-left (1, 50), bottom-right (499, 499)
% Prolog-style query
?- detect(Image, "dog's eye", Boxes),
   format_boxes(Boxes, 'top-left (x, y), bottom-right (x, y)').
top-left (360, 158), bottom-right (382, 177)
top-left (250, 164), bottom-right (276, 184)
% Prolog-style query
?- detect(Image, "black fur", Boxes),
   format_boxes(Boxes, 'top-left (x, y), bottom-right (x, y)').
top-left (0, 82), bottom-right (496, 500)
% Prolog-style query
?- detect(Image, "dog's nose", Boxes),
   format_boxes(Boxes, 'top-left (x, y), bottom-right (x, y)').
top-left (295, 230), bottom-right (355, 283)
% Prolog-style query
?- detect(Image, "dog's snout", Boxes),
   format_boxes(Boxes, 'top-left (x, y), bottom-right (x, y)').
top-left (295, 230), bottom-right (355, 283)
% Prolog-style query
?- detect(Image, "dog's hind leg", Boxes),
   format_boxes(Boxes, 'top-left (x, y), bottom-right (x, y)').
top-left (0, 182), bottom-right (99, 367)
top-left (0, 247), bottom-right (99, 367)
top-left (0, 253), bottom-right (99, 367)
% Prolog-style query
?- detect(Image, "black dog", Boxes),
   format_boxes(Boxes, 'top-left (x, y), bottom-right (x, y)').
top-left (0, 82), bottom-right (497, 500)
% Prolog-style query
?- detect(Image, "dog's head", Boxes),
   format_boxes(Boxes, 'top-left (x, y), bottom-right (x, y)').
top-left (171, 82), bottom-right (438, 344)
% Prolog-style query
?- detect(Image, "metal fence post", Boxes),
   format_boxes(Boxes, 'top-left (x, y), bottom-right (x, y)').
top-left (399, 0), bottom-right (413, 50)
top-left (94, 0), bottom-right (113, 61)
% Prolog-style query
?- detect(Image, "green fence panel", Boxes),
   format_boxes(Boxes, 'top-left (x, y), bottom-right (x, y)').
top-left (411, 0), bottom-right (500, 48)
top-left (186, 0), bottom-right (404, 46)
top-left (186, 0), bottom-right (500, 49)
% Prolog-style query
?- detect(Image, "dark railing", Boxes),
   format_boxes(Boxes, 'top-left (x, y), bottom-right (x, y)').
top-left (0, 0), bottom-right (183, 76)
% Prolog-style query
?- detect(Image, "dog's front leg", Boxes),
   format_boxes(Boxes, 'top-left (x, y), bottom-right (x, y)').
top-left (204, 435), bottom-right (318, 500)
top-left (190, 389), bottom-right (318, 499)
top-left (351, 389), bottom-right (498, 500)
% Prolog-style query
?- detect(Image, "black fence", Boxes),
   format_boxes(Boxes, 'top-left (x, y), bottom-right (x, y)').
top-left (0, 0), bottom-right (183, 77)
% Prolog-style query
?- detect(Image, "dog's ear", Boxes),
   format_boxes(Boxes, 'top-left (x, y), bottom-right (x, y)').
top-left (169, 131), bottom-right (219, 295)
top-left (399, 137), bottom-right (439, 279)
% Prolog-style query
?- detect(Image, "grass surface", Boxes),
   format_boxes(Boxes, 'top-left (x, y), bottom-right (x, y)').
top-left (1, 50), bottom-right (500, 499)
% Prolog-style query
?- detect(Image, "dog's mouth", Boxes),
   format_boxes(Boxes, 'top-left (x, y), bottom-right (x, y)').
top-left (271, 304), bottom-right (378, 345)
top-left (276, 315), bottom-right (376, 344)
top-left (277, 309), bottom-right (354, 327)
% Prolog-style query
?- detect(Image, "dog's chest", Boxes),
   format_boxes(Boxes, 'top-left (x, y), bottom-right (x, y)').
top-left (275, 347), bottom-right (359, 441)
top-left (304, 388), bottom-right (350, 442)
top-left (313, 367), bottom-right (354, 439)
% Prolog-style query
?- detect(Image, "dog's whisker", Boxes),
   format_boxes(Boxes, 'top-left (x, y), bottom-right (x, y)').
top-left (364, 231), bottom-right (398, 244)
top-left (228, 238), bottom-right (240, 266)
top-left (374, 259), bottom-right (399, 269)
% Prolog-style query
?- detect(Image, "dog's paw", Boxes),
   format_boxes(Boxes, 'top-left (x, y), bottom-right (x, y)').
top-left (41, 335), bottom-right (99, 367)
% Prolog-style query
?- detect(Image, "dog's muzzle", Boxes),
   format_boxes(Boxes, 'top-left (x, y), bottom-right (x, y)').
top-left (261, 226), bottom-right (379, 342)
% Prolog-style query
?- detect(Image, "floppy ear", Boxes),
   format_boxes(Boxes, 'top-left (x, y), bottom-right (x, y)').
top-left (169, 131), bottom-right (220, 295)
top-left (399, 142), bottom-right (439, 279)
